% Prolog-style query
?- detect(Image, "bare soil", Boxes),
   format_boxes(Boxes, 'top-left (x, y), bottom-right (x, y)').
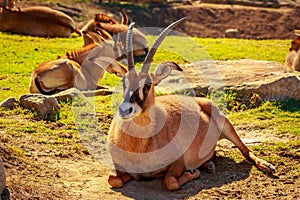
top-left (2, 113), bottom-right (300, 199)
top-left (2, 1), bottom-right (300, 199)
top-left (17, 0), bottom-right (300, 39)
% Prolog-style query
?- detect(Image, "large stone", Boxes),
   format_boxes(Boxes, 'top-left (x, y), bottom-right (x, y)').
top-left (157, 59), bottom-right (300, 101)
top-left (19, 94), bottom-right (60, 120)
top-left (0, 97), bottom-right (18, 109)
top-left (53, 87), bottom-right (112, 102)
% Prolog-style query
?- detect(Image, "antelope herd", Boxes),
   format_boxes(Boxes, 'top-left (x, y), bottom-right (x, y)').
top-left (5, 0), bottom-right (300, 195)
top-left (29, 11), bottom-right (148, 95)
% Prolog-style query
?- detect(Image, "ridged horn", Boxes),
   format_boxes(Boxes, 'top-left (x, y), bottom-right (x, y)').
top-left (126, 22), bottom-right (135, 71)
top-left (141, 17), bottom-right (186, 73)
top-left (120, 10), bottom-right (128, 25)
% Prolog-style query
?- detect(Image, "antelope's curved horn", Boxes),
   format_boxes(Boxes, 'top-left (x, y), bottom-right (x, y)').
top-left (120, 10), bottom-right (128, 25)
top-left (126, 22), bottom-right (135, 71)
top-left (141, 17), bottom-right (186, 73)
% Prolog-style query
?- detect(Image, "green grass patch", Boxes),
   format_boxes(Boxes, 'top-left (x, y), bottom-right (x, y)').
top-left (227, 100), bottom-right (300, 136)
top-left (0, 32), bottom-right (299, 167)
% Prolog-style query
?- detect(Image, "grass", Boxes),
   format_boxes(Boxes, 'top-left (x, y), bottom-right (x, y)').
top-left (227, 100), bottom-right (300, 136)
top-left (0, 32), bottom-right (291, 102)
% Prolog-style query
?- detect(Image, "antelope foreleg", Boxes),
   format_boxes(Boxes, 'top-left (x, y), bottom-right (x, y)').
top-left (248, 151), bottom-right (276, 174)
top-left (108, 170), bottom-right (133, 188)
top-left (220, 117), bottom-right (276, 174)
top-left (165, 169), bottom-right (200, 191)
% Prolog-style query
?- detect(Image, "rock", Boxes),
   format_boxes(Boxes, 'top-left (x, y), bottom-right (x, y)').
top-left (53, 88), bottom-right (82, 102)
top-left (53, 87), bottom-right (113, 102)
top-left (157, 59), bottom-right (300, 101)
top-left (225, 29), bottom-right (240, 38)
top-left (0, 97), bottom-right (18, 109)
top-left (19, 94), bottom-right (60, 120)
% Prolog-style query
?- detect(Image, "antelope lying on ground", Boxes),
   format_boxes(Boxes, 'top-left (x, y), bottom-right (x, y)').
top-left (30, 32), bottom-right (126, 95)
top-left (0, 6), bottom-right (80, 37)
top-left (91, 19), bottom-right (276, 191)
top-left (284, 30), bottom-right (300, 71)
top-left (81, 11), bottom-right (148, 56)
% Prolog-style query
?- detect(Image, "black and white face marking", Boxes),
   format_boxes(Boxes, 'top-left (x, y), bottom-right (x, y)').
top-left (118, 71), bottom-right (152, 119)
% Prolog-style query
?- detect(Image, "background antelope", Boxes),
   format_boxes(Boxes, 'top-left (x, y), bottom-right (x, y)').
top-left (81, 11), bottom-right (148, 56)
top-left (284, 30), bottom-right (300, 71)
top-left (0, 5), bottom-right (80, 37)
top-left (30, 32), bottom-right (126, 95)
top-left (0, 0), bottom-right (16, 8)
top-left (92, 19), bottom-right (276, 191)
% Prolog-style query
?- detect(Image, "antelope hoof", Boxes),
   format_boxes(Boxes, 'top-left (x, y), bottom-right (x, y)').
top-left (201, 160), bottom-right (216, 173)
top-left (165, 176), bottom-right (180, 191)
top-left (186, 169), bottom-right (201, 179)
top-left (256, 159), bottom-right (276, 174)
top-left (108, 175), bottom-right (124, 188)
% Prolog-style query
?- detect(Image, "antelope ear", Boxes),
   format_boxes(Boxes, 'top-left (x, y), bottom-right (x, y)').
top-left (152, 62), bottom-right (183, 85)
top-left (89, 57), bottom-right (127, 77)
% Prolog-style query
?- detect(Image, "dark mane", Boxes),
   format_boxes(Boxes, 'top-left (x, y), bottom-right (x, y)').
top-left (66, 43), bottom-right (97, 61)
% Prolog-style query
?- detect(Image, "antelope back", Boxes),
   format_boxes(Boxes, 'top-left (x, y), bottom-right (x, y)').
top-left (0, 6), bottom-right (76, 37)
top-left (98, 23), bottom-right (148, 56)
top-left (95, 13), bottom-right (117, 24)
top-left (66, 43), bottom-right (98, 65)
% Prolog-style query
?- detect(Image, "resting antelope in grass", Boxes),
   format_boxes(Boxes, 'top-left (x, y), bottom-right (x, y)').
top-left (284, 30), bottom-right (300, 71)
top-left (81, 11), bottom-right (148, 56)
top-left (91, 18), bottom-right (276, 191)
top-left (30, 32), bottom-right (126, 95)
top-left (0, 6), bottom-right (80, 37)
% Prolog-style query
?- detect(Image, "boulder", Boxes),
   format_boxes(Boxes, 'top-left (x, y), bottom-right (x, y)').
top-left (0, 97), bottom-right (18, 109)
top-left (157, 59), bottom-right (300, 101)
top-left (19, 94), bottom-right (60, 120)
top-left (225, 29), bottom-right (240, 38)
top-left (53, 87), bottom-right (112, 102)
top-left (53, 88), bottom-right (82, 102)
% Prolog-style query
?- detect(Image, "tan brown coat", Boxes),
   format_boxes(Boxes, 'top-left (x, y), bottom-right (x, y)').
top-left (30, 36), bottom-right (126, 95)
top-left (0, 6), bottom-right (79, 37)
top-left (284, 36), bottom-right (300, 71)
top-left (92, 20), bottom-right (276, 191)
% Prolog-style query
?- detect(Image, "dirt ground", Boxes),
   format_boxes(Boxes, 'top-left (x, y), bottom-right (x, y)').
top-left (3, 117), bottom-right (300, 200)
top-left (16, 0), bottom-right (300, 39)
top-left (2, 1), bottom-right (300, 199)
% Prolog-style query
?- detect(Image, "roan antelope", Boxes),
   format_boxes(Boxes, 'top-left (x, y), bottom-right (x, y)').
top-left (30, 32), bottom-right (126, 95)
top-left (81, 11), bottom-right (148, 56)
top-left (91, 19), bottom-right (276, 191)
top-left (0, 6), bottom-right (80, 37)
top-left (284, 30), bottom-right (300, 71)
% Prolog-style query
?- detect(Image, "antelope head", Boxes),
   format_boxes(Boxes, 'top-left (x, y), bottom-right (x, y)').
top-left (91, 18), bottom-right (186, 120)
top-left (290, 36), bottom-right (300, 52)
